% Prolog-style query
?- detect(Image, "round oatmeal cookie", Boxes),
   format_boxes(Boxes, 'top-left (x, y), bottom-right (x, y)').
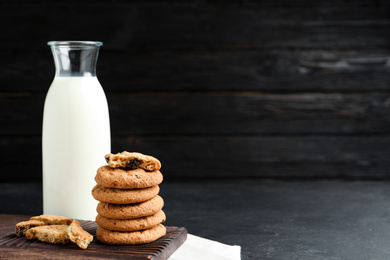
top-left (95, 166), bottom-right (163, 189)
top-left (96, 195), bottom-right (164, 219)
top-left (95, 210), bottom-right (166, 232)
top-left (96, 224), bottom-right (166, 245)
top-left (92, 185), bottom-right (160, 204)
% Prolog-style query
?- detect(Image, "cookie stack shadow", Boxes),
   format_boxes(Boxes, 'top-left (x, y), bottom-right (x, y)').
top-left (92, 152), bottom-right (166, 245)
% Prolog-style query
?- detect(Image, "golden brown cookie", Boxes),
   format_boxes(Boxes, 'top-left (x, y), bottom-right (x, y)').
top-left (67, 220), bottom-right (93, 249)
top-left (15, 220), bottom-right (46, 237)
top-left (95, 210), bottom-right (166, 232)
top-left (95, 166), bottom-right (163, 189)
top-left (96, 195), bottom-right (164, 219)
top-left (104, 151), bottom-right (161, 171)
top-left (96, 224), bottom-right (166, 245)
top-left (25, 225), bottom-right (70, 245)
top-left (30, 214), bottom-right (72, 225)
top-left (92, 185), bottom-right (160, 204)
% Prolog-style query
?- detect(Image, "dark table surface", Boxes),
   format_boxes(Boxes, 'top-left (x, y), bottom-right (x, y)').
top-left (1, 181), bottom-right (390, 260)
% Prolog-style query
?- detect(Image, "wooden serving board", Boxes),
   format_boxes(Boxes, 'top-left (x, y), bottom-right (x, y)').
top-left (0, 214), bottom-right (187, 260)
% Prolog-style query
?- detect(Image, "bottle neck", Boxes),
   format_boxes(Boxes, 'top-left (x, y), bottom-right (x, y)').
top-left (48, 41), bottom-right (102, 77)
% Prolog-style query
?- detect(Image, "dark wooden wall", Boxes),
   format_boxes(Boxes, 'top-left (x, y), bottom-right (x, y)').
top-left (1, 0), bottom-right (390, 181)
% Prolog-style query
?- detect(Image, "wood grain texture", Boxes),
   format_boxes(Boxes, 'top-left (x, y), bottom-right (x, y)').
top-left (0, 214), bottom-right (187, 260)
top-left (0, 2), bottom-right (389, 50)
top-left (113, 136), bottom-right (390, 180)
top-left (2, 92), bottom-right (390, 136)
top-left (1, 50), bottom-right (390, 92)
top-left (0, 1), bottom-right (389, 181)
top-left (2, 136), bottom-right (389, 180)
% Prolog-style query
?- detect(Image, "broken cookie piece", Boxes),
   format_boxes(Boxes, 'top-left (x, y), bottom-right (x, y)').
top-left (16, 215), bottom-right (94, 249)
top-left (26, 225), bottom-right (71, 244)
top-left (67, 220), bottom-right (93, 249)
top-left (105, 151), bottom-right (161, 171)
top-left (15, 220), bottom-right (46, 237)
top-left (30, 214), bottom-right (72, 225)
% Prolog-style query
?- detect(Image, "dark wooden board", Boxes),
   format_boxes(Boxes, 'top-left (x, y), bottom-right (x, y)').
top-left (0, 214), bottom-right (187, 260)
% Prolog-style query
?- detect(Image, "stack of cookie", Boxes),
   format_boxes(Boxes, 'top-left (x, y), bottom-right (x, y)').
top-left (92, 152), bottom-right (166, 245)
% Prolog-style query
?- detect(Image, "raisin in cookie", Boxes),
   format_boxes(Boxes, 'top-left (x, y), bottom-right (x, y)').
top-left (95, 166), bottom-right (163, 189)
top-left (96, 224), bottom-right (166, 245)
top-left (105, 151), bottom-right (161, 171)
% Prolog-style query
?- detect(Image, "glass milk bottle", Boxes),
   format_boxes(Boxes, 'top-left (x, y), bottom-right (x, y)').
top-left (42, 41), bottom-right (110, 220)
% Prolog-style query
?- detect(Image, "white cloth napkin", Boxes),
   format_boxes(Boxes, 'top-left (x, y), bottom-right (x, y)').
top-left (168, 233), bottom-right (241, 260)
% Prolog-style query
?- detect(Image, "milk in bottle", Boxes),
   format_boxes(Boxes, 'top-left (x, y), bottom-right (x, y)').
top-left (42, 41), bottom-right (110, 220)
